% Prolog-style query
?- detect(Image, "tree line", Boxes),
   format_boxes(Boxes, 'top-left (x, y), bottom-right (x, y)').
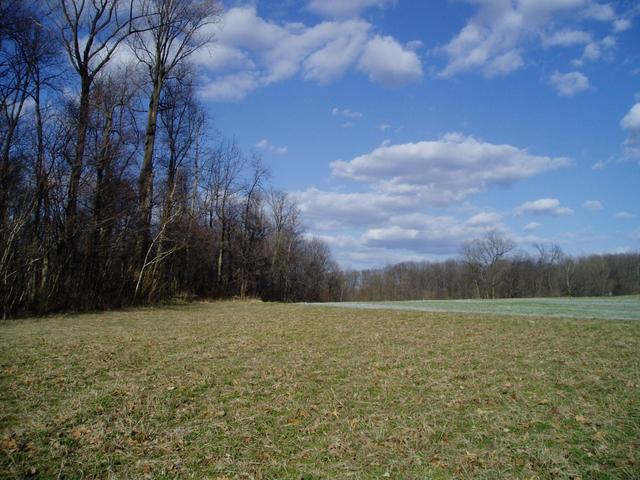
top-left (0, 0), bottom-right (342, 318)
top-left (341, 232), bottom-right (640, 301)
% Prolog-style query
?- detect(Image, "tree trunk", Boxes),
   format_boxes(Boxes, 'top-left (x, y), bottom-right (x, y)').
top-left (149, 145), bottom-right (177, 302)
top-left (135, 75), bottom-right (163, 294)
top-left (85, 108), bottom-right (114, 307)
top-left (65, 76), bottom-right (91, 244)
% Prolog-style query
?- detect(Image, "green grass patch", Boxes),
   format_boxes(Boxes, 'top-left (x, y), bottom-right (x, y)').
top-left (1, 302), bottom-right (639, 478)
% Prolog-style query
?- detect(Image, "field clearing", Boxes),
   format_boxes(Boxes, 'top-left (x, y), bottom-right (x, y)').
top-left (317, 296), bottom-right (640, 321)
top-left (1, 302), bottom-right (640, 479)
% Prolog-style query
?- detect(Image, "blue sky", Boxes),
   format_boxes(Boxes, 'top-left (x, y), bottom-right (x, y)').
top-left (194, 0), bottom-right (640, 268)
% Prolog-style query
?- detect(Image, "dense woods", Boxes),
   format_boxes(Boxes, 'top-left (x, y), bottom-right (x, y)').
top-left (0, 0), bottom-right (341, 318)
top-left (1, 1), bottom-right (638, 318)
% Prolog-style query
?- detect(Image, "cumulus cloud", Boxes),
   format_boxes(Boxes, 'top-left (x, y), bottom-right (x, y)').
top-left (621, 102), bottom-right (640, 131)
top-left (583, 200), bottom-right (603, 211)
top-left (307, 0), bottom-right (396, 19)
top-left (581, 2), bottom-right (615, 21)
top-left (361, 212), bottom-right (506, 254)
top-left (255, 139), bottom-right (288, 155)
top-left (331, 133), bottom-right (572, 202)
top-left (542, 29), bottom-right (592, 47)
top-left (292, 187), bottom-right (419, 230)
top-left (467, 212), bottom-right (503, 226)
top-left (548, 71), bottom-right (590, 96)
top-left (292, 135), bottom-right (572, 263)
top-left (514, 198), bottom-right (574, 216)
top-left (620, 101), bottom-right (640, 158)
top-left (357, 35), bottom-right (423, 86)
top-left (198, 6), bottom-right (422, 100)
top-left (571, 35), bottom-right (616, 66)
top-left (200, 72), bottom-right (259, 101)
top-left (614, 211), bottom-right (634, 219)
top-left (613, 18), bottom-right (632, 32)
top-left (524, 222), bottom-right (542, 231)
top-left (313, 233), bottom-right (427, 269)
top-left (440, 0), bottom-right (626, 78)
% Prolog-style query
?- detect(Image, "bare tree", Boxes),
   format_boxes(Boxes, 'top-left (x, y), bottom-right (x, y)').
top-left (265, 190), bottom-right (302, 301)
top-left (463, 231), bottom-right (516, 299)
top-left (0, 1), bottom-right (59, 312)
top-left (0, 1), bottom-right (36, 228)
top-left (146, 75), bottom-right (203, 300)
top-left (80, 67), bottom-right (140, 305)
top-left (202, 141), bottom-right (244, 295)
top-left (130, 0), bottom-right (220, 275)
top-left (52, 0), bottom-right (146, 245)
top-left (237, 155), bottom-right (269, 298)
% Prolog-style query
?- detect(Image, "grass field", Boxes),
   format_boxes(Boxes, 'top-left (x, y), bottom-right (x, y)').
top-left (1, 301), bottom-right (639, 479)
top-left (318, 296), bottom-right (640, 321)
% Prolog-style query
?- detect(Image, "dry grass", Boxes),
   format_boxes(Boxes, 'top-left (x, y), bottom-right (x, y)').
top-left (1, 301), bottom-right (639, 479)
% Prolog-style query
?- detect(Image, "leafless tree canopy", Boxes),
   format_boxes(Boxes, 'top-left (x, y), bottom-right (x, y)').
top-left (0, 0), bottom-right (340, 318)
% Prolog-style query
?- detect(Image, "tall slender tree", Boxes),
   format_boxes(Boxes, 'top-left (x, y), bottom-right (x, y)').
top-left (130, 0), bottom-right (220, 288)
top-left (53, 0), bottom-right (143, 247)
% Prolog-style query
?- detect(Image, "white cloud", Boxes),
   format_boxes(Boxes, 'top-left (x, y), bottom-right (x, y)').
top-left (198, 6), bottom-right (422, 100)
top-left (571, 35), bottom-right (616, 66)
top-left (191, 43), bottom-right (255, 71)
top-left (293, 135), bottom-right (571, 262)
top-left (548, 71), bottom-right (589, 96)
top-left (582, 2), bottom-right (615, 21)
top-left (467, 212), bottom-right (503, 226)
top-left (342, 121), bottom-right (355, 128)
top-left (614, 211), bottom-right (634, 219)
top-left (332, 107), bottom-right (363, 119)
top-left (200, 72), bottom-right (258, 101)
top-left (292, 187), bottom-right (419, 230)
top-left (331, 133), bottom-right (572, 202)
top-left (621, 102), bottom-right (640, 158)
top-left (583, 200), bottom-right (603, 211)
top-left (440, 0), bottom-right (625, 78)
top-left (542, 29), bottom-right (592, 47)
top-left (302, 29), bottom-right (371, 84)
top-left (255, 139), bottom-right (288, 155)
top-left (357, 35), bottom-right (423, 86)
top-left (361, 212), bottom-right (506, 255)
top-left (524, 222), bottom-right (542, 231)
top-left (621, 103), bottom-right (640, 132)
top-left (307, 0), bottom-right (395, 19)
top-left (613, 18), bottom-right (632, 32)
top-left (313, 233), bottom-right (427, 269)
top-left (378, 123), bottom-right (391, 132)
top-left (514, 198), bottom-right (574, 216)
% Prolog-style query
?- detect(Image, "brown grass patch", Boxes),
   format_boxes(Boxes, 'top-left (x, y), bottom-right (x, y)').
top-left (1, 302), bottom-right (639, 478)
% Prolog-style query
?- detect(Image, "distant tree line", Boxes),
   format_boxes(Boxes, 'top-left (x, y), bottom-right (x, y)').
top-left (341, 232), bottom-right (640, 301)
top-left (0, 0), bottom-right (341, 318)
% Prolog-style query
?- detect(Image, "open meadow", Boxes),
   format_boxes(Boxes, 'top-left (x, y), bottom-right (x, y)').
top-left (1, 301), bottom-right (640, 479)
